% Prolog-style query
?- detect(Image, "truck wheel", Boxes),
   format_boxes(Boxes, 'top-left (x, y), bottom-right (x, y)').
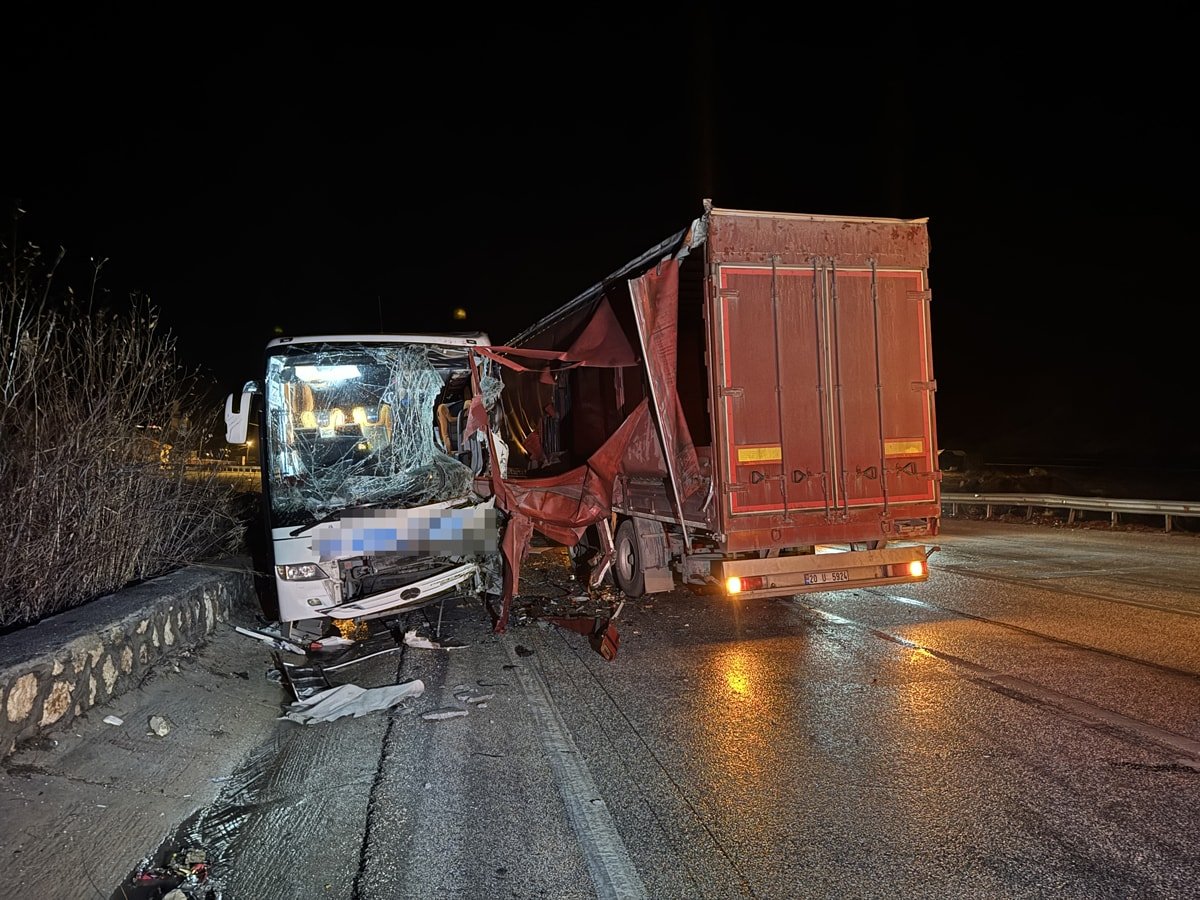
top-left (613, 519), bottom-right (645, 598)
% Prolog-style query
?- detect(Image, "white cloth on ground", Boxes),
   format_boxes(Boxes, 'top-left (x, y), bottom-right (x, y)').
top-left (281, 680), bottom-right (425, 725)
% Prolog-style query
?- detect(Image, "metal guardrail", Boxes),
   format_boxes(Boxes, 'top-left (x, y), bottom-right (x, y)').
top-left (942, 492), bottom-right (1200, 533)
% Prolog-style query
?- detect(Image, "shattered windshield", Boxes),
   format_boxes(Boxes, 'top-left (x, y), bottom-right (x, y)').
top-left (264, 342), bottom-right (478, 529)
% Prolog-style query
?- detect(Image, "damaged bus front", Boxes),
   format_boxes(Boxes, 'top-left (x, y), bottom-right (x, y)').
top-left (225, 334), bottom-right (504, 639)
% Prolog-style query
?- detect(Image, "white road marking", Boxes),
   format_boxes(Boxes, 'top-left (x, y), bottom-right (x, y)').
top-left (504, 639), bottom-right (648, 900)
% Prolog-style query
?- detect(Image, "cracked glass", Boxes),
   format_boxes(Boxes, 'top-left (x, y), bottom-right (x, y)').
top-left (263, 342), bottom-right (481, 529)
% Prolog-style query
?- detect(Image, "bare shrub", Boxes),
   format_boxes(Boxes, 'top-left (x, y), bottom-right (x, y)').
top-left (0, 237), bottom-right (245, 627)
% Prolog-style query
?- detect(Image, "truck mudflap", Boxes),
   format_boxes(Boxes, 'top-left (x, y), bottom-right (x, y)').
top-left (714, 545), bottom-right (935, 599)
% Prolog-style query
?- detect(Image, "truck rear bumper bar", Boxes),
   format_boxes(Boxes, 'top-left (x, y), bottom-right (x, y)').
top-left (713, 545), bottom-right (932, 598)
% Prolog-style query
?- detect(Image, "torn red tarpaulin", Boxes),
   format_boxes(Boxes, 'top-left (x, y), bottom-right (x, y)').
top-left (629, 258), bottom-right (703, 501)
top-left (524, 429), bottom-right (546, 468)
top-left (474, 296), bottom-right (638, 385)
top-left (472, 266), bottom-right (702, 633)
top-left (487, 402), bottom-right (653, 632)
top-left (562, 295), bottom-right (640, 368)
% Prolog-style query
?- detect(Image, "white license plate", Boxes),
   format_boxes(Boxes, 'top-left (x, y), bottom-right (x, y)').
top-left (804, 570), bottom-right (849, 585)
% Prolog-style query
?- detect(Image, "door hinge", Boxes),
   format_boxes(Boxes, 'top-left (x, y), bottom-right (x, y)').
top-left (910, 380), bottom-right (937, 392)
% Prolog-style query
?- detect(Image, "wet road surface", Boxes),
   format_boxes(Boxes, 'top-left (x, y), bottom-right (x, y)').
top-left (133, 520), bottom-right (1200, 898)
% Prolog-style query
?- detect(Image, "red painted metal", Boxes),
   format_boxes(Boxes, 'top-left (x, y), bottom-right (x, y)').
top-left (706, 210), bottom-right (938, 548)
top-left (486, 205), bottom-right (940, 617)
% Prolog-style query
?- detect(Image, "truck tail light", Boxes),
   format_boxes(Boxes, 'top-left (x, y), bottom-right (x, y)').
top-left (726, 575), bottom-right (765, 594)
top-left (908, 560), bottom-right (926, 577)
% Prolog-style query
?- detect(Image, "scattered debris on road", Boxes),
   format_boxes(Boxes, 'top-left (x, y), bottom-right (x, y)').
top-left (505, 546), bottom-right (628, 659)
top-left (103, 715), bottom-right (124, 726)
top-left (454, 687), bottom-right (495, 704)
top-left (542, 599), bottom-right (625, 661)
top-left (149, 715), bottom-right (172, 737)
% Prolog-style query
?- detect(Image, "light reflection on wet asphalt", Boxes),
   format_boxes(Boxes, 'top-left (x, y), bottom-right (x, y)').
top-left (146, 521), bottom-right (1200, 899)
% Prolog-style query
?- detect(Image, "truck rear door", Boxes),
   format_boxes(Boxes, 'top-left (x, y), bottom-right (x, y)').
top-left (713, 261), bottom-right (936, 520)
top-left (828, 264), bottom-right (936, 511)
top-left (715, 263), bottom-right (828, 517)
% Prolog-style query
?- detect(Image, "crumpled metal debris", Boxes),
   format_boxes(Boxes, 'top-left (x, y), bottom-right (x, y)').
top-left (281, 680), bottom-right (425, 725)
top-left (123, 845), bottom-right (211, 898)
top-left (403, 628), bottom-right (469, 651)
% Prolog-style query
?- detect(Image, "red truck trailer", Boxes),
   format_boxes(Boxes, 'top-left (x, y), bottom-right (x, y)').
top-left (477, 201), bottom-right (939, 619)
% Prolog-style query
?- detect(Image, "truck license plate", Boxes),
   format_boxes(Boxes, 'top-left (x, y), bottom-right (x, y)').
top-left (804, 570), bottom-right (849, 585)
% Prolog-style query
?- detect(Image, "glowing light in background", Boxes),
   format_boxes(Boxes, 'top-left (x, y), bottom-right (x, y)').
top-left (295, 365), bottom-right (361, 383)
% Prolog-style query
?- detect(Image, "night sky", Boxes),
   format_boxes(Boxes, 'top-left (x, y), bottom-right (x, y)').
top-left (5, 10), bottom-right (1197, 469)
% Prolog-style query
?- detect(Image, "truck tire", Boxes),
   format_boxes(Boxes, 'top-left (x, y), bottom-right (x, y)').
top-left (613, 518), bottom-right (645, 598)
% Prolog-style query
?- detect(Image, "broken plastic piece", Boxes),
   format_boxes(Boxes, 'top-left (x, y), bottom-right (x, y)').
top-left (103, 715), bottom-right (124, 726)
top-left (309, 635), bottom-right (357, 651)
top-left (149, 715), bottom-right (172, 737)
top-left (541, 613), bottom-right (622, 661)
top-left (235, 625), bottom-right (307, 656)
top-left (421, 707), bottom-right (469, 721)
top-left (453, 689), bottom-right (495, 704)
top-left (403, 628), bottom-right (469, 651)
top-left (271, 651), bottom-right (332, 701)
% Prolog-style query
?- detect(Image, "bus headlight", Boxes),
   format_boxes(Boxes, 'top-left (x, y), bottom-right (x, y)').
top-left (276, 563), bottom-right (327, 581)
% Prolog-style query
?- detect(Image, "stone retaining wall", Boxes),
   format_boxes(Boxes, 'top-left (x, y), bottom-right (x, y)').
top-left (0, 559), bottom-right (256, 756)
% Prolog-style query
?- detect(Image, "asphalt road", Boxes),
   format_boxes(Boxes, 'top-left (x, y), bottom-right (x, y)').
top-left (94, 519), bottom-right (1200, 898)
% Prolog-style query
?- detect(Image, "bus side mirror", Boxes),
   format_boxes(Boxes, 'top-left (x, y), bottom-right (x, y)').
top-left (225, 381), bottom-right (259, 444)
